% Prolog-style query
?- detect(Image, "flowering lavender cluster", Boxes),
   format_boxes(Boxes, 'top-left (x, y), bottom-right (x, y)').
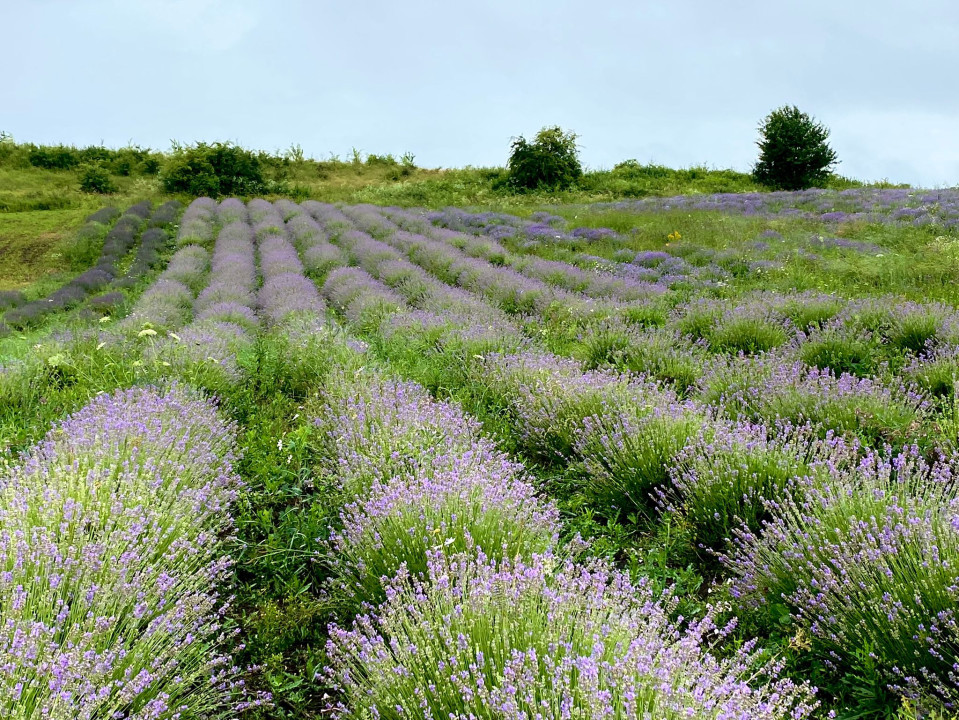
top-left (321, 266), bottom-right (406, 326)
top-left (177, 196), bottom-right (217, 247)
top-left (316, 370), bottom-right (559, 608)
top-left (289, 209), bottom-right (349, 277)
top-left (0, 385), bottom-right (265, 717)
top-left (699, 354), bottom-right (929, 448)
top-left (258, 231), bottom-right (325, 325)
top-left (326, 550), bottom-right (817, 719)
top-left (665, 421), bottom-right (856, 559)
top-left (303, 289), bottom-right (814, 715)
top-left (725, 446), bottom-right (959, 704)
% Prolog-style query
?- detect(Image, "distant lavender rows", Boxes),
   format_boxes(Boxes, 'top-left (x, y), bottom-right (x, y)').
top-left (0, 201), bottom-right (182, 334)
top-left (306, 204), bottom-right (959, 429)
top-left (426, 205), bottom-right (904, 289)
top-left (428, 187), bottom-right (959, 228)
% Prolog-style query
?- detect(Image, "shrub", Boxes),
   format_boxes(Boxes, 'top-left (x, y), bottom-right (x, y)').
top-left (160, 141), bottom-right (266, 196)
top-left (507, 125), bottom-right (582, 191)
top-left (0, 385), bottom-right (263, 716)
top-left (797, 325), bottom-right (880, 377)
top-left (577, 402), bottom-right (707, 515)
top-left (315, 372), bottom-right (483, 495)
top-left (699, 357), bottom-right (928, 449)
top-left (325, 551), bottom-right (818, 719)
top-left (329, 459), bottom-right (558, 610)
top-left (478, 352), bottom-right (631, 460)
top-left (752, 105), bottom-right (838, 190)
top-left (725, 447), bottom-right (959, 708)
top-left (667, 422), bottom-right (852, 562)
top-left (78, 163), bottom-right (118, 194)
top-left (587, 326), bottom-right (707, 393)
top-left (27, 144), bottom-right (81, 170)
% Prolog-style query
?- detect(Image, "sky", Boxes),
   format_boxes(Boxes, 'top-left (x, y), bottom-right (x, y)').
top-left (2, 0), bottom-right (958, 187)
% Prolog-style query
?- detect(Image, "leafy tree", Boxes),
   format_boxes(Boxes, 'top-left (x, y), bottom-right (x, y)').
top-left (160, 142), bottom-right (265, 196)
top-left (507, 126), bottom-right (582, 191)
top-left (78, 163), bottom-right (118, 194)
top-left (753, 106), bottom-right (838, 190)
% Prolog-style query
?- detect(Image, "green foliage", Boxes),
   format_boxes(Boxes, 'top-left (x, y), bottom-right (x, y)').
top-left (798, 330), bottom-right (880, 377)
top-left (753, 105), bottom-right (838, 190)
top-left (160, 141), bottom-right (266, 196)
top-left (507, 125), bottom-right (583, 191)
top-left (710, 316), bottom-right (789, 354)
top-left (63, 220), bottom-right (110, 270)
top-left (579, 409), bottom-right (705, 517)
top-left (78, 163), bottom-right (118, 194)
top-left (27, 144), bottom-right (84, 170)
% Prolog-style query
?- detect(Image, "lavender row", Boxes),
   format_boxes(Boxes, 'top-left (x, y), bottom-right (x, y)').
top-left (152, 201), bottom-right (261, 384)
top-left (2, 202), bottom-right (151, 331)
top-left (113, 200), bottom-right (184, 288)
top-left (123, 197), bottom-right (215, 330)
top-left (0, 385), bottom-right (265, 716)
top-left (251, 200), bottom-right (345, 394)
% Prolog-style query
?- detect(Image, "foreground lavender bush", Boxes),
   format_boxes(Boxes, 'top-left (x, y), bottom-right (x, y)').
top-left (318, 371), bottom-right (559, 608)
top-left (0, 385), bottom-right (265, 718)
top-left (726, 447), bottom-right (959, 706)
top-left (666, 422), bottom-right (854, 559)
top-left (316, 373), bottom-right (484, 494)
top-left (479, 352), bottom-right (634, 459)
top-left (325, 550), bottom-right (817, 719)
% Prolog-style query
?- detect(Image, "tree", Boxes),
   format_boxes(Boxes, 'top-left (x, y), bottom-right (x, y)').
top-left (753, 106), bottom-right (838, 191)
top-left (78, 163), bottom-right (118, 194)
top-left (507, 126), bottom-right (582, 191)
top-left (160, 142), bottom-right (265, 196)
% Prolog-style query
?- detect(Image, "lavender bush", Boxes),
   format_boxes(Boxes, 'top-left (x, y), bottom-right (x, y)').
top-left (726, 446), bottom-right (959, 706)
top-left (325, 550), bottom-right (817, 719)
top-left (0, 385), bottom-right (265, 717)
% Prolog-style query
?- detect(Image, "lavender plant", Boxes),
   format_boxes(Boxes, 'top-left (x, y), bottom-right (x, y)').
top-left (325, 550), bottom-right (817, 719)
top-left (0, 385), bottom-right (265, 717)
top-left (725, 446), bottom-right (959, 707)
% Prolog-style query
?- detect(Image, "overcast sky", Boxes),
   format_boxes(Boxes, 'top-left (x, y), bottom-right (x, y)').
top-left (3, 0), bottom-right (958, 187)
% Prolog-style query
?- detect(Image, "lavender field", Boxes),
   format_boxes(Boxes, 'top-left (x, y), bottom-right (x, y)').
top-left (5, 190), bottom-right (959, 718)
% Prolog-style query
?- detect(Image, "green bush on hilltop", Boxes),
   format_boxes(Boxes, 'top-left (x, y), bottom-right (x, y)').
top-left (753, 105), bottom-right (839, 190)
top-left (160, 141), bottom-right (267, 197)
top-left (78, 163), bottom-right (118, 194)
top-left (508, 125), bottom-right (583, 191)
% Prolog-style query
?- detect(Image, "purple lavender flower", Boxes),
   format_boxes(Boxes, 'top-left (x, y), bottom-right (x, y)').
top-left (726, 446), bottom-right (959, 705)
top-left (0, 385), bottom-right (266, 716)
top-left (325, 550), bottom-right (817, 719)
